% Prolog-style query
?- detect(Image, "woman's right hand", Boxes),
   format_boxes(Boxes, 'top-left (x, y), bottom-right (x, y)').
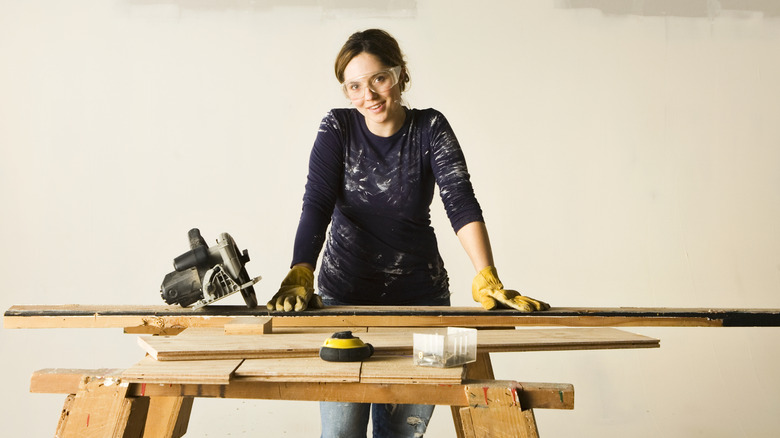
top-left (266, 265), bottom-right (324, 312)
top-left (472, 266), bottom-right (549, 312)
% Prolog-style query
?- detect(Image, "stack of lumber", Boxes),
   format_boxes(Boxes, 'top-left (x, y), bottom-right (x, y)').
top-left (137, 326), bottom-right (658, 361)
top-left (121, 326), bottom-right (658, 386)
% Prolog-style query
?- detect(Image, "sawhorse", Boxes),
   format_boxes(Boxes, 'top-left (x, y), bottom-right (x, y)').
top-left (31, 353), bottom-right (573, 437)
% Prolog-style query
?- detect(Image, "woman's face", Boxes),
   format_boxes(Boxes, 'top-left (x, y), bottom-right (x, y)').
top-left (342, 52), bottom-right (405, 137)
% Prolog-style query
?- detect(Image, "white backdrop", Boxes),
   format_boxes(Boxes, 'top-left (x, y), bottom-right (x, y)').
top-left (1, 1), bottom-right (779, 436)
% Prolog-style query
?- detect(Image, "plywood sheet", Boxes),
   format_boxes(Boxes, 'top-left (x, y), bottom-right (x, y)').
top-left (121, 356), bottom-right (243, 385)
top-left (138, 332), bottom-right (332, 360)
top-left (360, 355), bottom-right (465, 384)
top-left (138, 328), bottom-right (657, 361)
top-left (235, 357), bottom-right (362, 383)
top-left (476, 327), bottom-right (659, 352)
top-left (138, 331), bottom-right (408, 361)
top-left (237, 355), bottom-right (464, 385)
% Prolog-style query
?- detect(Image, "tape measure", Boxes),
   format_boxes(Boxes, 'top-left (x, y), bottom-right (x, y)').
top-left (319, 331), bottom-right (374, 362)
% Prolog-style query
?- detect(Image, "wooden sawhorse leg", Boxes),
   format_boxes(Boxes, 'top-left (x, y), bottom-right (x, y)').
top-left (57, 391), bottom-right (192, 438)
top-left (143, 395), bottom-right (194, 438)
top-left (38, 369), bottom-right (192, 438)
top-left (452, 352), bottom-right (540, 438)
top-left (55, 374), bottom-right (148, 438)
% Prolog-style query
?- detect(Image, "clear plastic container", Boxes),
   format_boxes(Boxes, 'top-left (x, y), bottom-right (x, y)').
top-left (413, 327), bottom-right (477, 368)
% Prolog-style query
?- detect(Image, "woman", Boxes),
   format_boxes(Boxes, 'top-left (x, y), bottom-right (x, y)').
top-left (267, 29), bottom-right (549, 438)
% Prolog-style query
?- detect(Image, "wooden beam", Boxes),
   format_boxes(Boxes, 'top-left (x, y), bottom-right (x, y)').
top-left (132, 379), bottom-right (573, 409)
top-left (30, 368), bottom-right (125, 394)
top-left (7, 305), bottom-right (780, 330)
top-left (31, 369), bottom-right (574, 410)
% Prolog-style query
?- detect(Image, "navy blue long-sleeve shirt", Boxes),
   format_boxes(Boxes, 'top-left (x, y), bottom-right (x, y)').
top-left (292, 107), bottom-right (484, 305)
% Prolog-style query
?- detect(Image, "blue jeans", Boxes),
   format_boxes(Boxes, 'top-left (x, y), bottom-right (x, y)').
top-left (319, 294), bottom-right (450, 438)
top-left (320, 402), bottom-right (435, 438)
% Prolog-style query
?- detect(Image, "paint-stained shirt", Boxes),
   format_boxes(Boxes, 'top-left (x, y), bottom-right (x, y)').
top-left (292, 107), bottom-right (484, 305)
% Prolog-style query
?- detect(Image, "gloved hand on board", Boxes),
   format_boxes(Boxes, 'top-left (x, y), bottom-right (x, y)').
top-left (266, 265), bottom-right (324, 312)
top-left (472, 266), bottom-right (549, 312)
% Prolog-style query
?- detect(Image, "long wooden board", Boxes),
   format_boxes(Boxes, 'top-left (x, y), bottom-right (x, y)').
top-left (137, 327), bottom-right (658, 361)
top-left (6, 305), bottom-right (780, 330)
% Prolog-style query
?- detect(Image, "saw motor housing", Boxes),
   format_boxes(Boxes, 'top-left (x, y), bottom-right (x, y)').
top-left (160, 228), bottom-right (259, 309)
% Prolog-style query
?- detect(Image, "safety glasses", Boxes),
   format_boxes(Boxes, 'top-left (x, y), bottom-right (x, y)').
top-left (340, 66), bottom-right (402, 100)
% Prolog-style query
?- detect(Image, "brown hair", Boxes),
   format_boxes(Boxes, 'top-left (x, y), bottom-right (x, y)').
top-left (334, 29), bottom-right (410, 93)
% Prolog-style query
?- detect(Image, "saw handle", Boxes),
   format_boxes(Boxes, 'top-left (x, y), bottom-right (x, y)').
top-left (173, 228), bottom-right (210, 271)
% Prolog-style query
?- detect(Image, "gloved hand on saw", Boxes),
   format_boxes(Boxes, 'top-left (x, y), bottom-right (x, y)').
top-left (472, 266), bottom-right (549, 312)
top-left (266, 265), bottom-right (324, 312)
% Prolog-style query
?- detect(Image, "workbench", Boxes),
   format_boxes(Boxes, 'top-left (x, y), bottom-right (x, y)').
top-left (6, 305), bottom-right (780, 437)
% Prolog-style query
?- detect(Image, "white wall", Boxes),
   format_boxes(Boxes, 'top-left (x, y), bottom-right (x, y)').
top-left (2, 1), bottom-right (779, 436)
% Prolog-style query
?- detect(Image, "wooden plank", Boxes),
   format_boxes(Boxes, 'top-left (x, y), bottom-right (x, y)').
top-left (7, 305), bottom-right (780, 329)
top-left (30, 368), bottom-right (124, 394)
top-left (121, 356), bottom-right (243, 385)
top-left (224, 316), bottom-right (273, 335)
top-left (30, 369), bottom-right (574, 410)
top-left (137, 330), bottom-right (410, 361)
top-left (181, 326), bottom-right (370, 336)
top-left (359, 355), bottom-right (465, 384)
top-left (129, 379), bottom-right (574, 410)
top-left (476, 327), bottom-right (659, 352)
top-left (271, 326), bottom-right (370, 334)
top-left (137, 332), bottom-right (333, 361)
top-left (236, 357), bottom-right (362, 382)
top-left (137, 328), bottom-right (658, 361)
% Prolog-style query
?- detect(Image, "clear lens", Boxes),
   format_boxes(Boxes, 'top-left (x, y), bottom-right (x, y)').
top-left (341, 66), bottom-right (401, 100)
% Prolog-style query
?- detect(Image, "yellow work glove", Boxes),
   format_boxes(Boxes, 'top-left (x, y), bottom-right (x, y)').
top-left (266, 265), bottom-right (324, 312)
top-left (472, 266), bottom-right (550, 312)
